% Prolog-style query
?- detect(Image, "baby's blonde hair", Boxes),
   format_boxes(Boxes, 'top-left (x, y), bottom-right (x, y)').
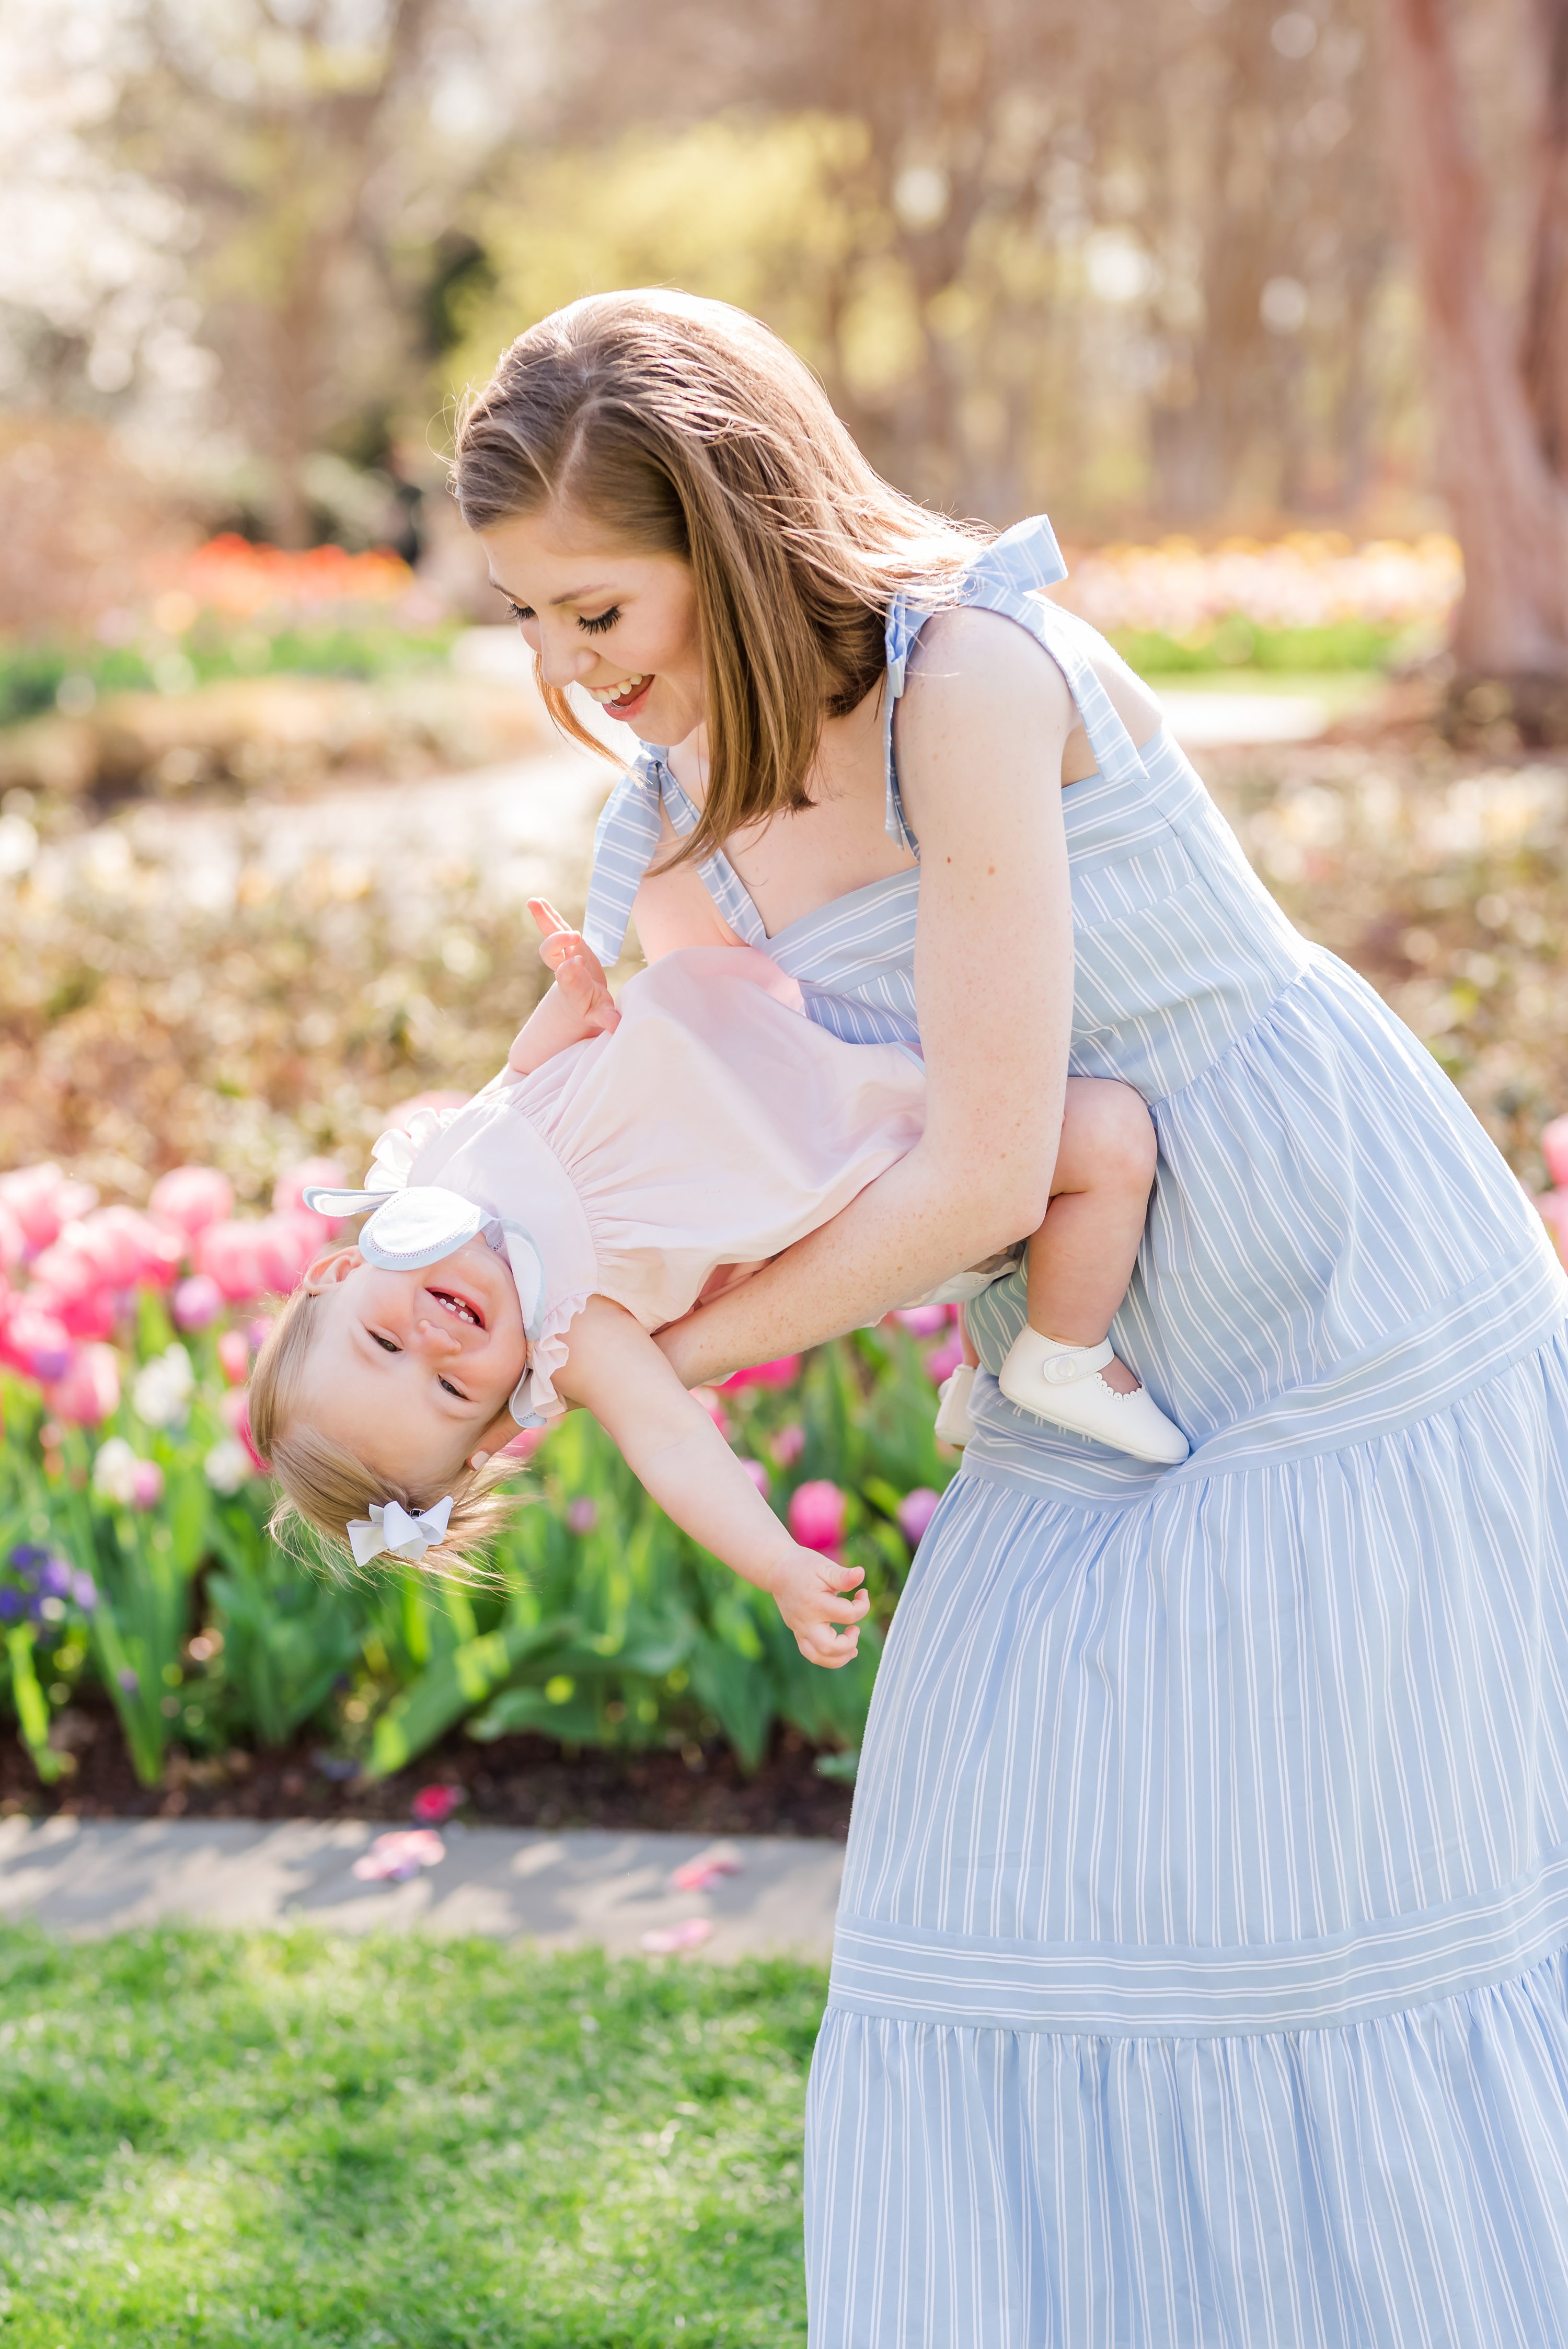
top-left (248, 1265), bottom-right (527, 1590)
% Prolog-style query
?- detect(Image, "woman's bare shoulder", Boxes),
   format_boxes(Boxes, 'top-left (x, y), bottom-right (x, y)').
top-left (901, 603), bottom-right (1162, 778)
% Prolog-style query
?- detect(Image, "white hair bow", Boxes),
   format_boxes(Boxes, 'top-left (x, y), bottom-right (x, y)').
top-left (348, 1495), bottom-right (454, 1568)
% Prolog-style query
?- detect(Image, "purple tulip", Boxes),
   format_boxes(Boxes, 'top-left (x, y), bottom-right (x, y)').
top-left (7, 1545), bottom-right (44, 1584)
top-left (71, 1572), bottom-right (98, 1611)
top-left (117, 1667), bottom-right (139, 1694)
top-left (788, 1479), bottom-right (846, 1553)
top-left (0, 1592), bottom-right (22, 1622)
top-left (37, 1557), bottom-right (73, 1598)
top-left (171, 1272), bottom-right (225, 1331)
top-left (896, 1488), bottom-right (941, 1547)
top-left (565, 1496), bottom-right (598, 1536)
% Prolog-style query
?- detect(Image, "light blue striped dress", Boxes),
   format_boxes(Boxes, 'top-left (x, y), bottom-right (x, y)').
top-left (583, 516), bottom-right (1568, 2347)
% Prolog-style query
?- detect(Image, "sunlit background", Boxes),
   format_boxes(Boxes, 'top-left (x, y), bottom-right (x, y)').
top-left (3, 9), bottom-right (1568, 2335)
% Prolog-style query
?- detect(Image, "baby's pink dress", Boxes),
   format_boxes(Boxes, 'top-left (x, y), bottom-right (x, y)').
top-left (365, 947), bottom-right (926, 1421)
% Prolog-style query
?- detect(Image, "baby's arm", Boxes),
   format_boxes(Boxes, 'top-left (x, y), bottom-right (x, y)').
top-left (555, 1296), bottom-right (870, 1669)
top-left (507, 899), bottom-right (621, 1077)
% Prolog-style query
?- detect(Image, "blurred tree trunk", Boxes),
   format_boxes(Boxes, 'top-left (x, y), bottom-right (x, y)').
top-left (1377, 0), bottom-right (1568, 696)
top-left (1524, 0), bottom-right (1568, 473)
top-left (1147, 7), bottom-right (1281, 522)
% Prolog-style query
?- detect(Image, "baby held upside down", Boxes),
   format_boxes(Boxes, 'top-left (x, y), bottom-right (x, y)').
top-left (249, 902), bottom-right (1186, 1674)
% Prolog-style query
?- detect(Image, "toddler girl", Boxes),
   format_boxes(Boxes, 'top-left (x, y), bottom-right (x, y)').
top-left (250, 905), bottom-right (1185, 1669)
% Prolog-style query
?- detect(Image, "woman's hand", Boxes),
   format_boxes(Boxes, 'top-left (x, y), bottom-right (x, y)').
top-left (764, 1545), bottom-right (870, 1668)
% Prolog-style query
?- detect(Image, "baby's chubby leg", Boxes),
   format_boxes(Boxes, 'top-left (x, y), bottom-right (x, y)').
top-left (1028, 1077), bottom-right (1157, 1394)
top-left (998, 1077), bottom-right (1189, 1464)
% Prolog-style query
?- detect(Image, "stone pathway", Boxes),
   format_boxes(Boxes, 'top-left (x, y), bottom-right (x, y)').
top-left (0, 1816), bottom-right (844, 1960)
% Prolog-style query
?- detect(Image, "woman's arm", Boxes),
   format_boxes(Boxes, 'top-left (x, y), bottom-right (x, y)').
top-left (655, 608), bottom-right (1077, 1388)
top-left (555, 1296), bottom-right (871, 1668)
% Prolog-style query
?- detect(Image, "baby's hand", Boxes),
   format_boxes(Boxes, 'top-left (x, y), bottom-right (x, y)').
top-left (766, 1544), bottom-right (870, 1669)
top-left (527, 898), bottom-right (620, 1033)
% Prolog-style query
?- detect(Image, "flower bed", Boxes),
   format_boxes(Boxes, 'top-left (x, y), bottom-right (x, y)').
top-left (1057, 530), bottom-right (1462, 672)
top-left (0, 1156), bottom-right (960, 1792)
top-left (0, 537), bottom-right (453, 731)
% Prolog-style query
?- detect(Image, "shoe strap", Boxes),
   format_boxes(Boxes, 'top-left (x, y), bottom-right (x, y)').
top-left (1037, 1337), bottom-right (1115, 1387)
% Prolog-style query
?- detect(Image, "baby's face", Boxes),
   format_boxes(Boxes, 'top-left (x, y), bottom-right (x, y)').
top-left (296, 1237), bottom-right (528, 1487)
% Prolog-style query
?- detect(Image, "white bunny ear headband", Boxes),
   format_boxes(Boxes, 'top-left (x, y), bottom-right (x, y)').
top-left (348, 1495), bottom-right (453, 1568)
top-left (303, 1182), bottom-right (552, 1430)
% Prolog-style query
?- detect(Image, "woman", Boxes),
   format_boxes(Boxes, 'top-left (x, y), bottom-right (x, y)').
top-left (455, 291), bottom-right (1568, 2346)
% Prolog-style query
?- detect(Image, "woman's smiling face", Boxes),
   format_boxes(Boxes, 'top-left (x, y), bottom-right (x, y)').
top-left (479, 506), bottom-right (705, 746)
top-left (295, 1237), bottom-right (527, 1486)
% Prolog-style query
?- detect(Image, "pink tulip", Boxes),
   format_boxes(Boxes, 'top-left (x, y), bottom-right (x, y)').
top-left (788, 1479), bottom-right (846, 1552)
top-left (0, 1300), bottom-right (75, 1383)
top-left (895, 1304), bottom-right (951, 1338)
top-left (721, 1355), bottom-right (803, 1392)
top-left (1538, 1191), bottom-right (1568, 1264)
top-left (45, 1341), bottom-right (121, 1426)
top-left (565, 1496), bottom-right (598, 1535)
top-left (773, 1423), bottom-right (805, 1468)
top-left (43, 1285), bottom-right (117, 1341)
top-left (1543, 1118), bottom-right (1568, 1191)
top-left (741, 1458), bottom-right (770, 1494)
top-left (691, 1385), bottom-right (731, 1438)
top-left (129, 1458), bottom-right (165, 1510)
top-left (499, 1423), bottom-right (547, 1464)
top-left (216, 1327), bottom-right (251, 1384)
top-left (896, 1488), bottom-right (941, 1546)
top-left (251, 1211), bottom-right (319, 1295)
top-left (0, 1164), bottom-right (97, 1254)
top-left (221, 1387), bottom-right (269, 1473)
top-left (0, 1201), bottom-right (26, 1271)
top-left (410, 1783), bottom-right (462, 1825)
top-left (274, 1156), bottom-right (351, 1237)
top-left (195, 1220), bottom-right (270, 1303)
top-left (172, 1272), bottom-right (225, 1331)
top-left (148, 1165), bottom-right (234, 1241)
top-left (925, 1332), bottom-right (965, 1387)
top-left (93, 1205), bottom-right (180, 1287)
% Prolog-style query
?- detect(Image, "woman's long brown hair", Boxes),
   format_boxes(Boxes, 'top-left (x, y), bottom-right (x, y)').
top-left (452, 290), bottom-right (990, 867)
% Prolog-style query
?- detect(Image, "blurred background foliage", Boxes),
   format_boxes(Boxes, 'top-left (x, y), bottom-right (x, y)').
top-left (0, 0), bottom-right (1452, 593)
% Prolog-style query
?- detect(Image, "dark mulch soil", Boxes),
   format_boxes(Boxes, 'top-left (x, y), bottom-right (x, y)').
top-left (0, 1693), bottom-right (856, 1839)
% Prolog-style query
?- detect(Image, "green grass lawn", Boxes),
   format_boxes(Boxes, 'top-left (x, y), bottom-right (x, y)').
top-left (0, 1926), bottom-right (824, 2347)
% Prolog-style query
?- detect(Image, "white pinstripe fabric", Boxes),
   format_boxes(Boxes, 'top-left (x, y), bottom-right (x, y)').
top-left (590, 516), bottom-right (1568, 2343)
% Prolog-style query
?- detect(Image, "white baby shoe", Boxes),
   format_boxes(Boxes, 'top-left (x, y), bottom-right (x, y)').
top-left (934, 1362), bottom-right (978, 1446)
top-left (997, 1330), bottom-right (1189, 1465)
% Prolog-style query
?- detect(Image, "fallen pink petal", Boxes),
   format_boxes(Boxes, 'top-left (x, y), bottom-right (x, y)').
top-left (351, 1828), bottom-right (446, 1882)
top-left (640, 1917), bottom-right (714, 1955)
top-left (668, 1852), bottom-right (744, 1892)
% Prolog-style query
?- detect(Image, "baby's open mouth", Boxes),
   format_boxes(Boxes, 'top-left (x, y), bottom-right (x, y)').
top-left (426, 1286), bottom-right (485, 1330)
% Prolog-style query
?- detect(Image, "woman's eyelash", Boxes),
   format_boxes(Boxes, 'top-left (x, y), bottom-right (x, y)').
top-left (504, 600), bottom-right (620, 637)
